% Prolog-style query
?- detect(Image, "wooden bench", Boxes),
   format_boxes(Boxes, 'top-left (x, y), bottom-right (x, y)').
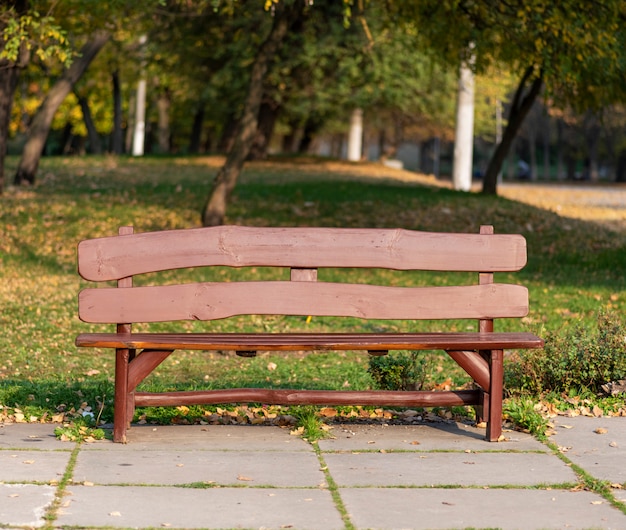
top-left (76, 225), bottom-right (543, 443)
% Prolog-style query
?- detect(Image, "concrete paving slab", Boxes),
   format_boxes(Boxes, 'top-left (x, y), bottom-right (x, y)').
top-left (549, 416), bottom-right (626, 484)
top-left (319, 422), bottom-right (547, 452)
top-left (84, 424), bottom-right (311, 451)
top-left (73, 449), bottom-right (326, 487)
top-left (0, 484), bottom-right (55, 528)
top-left (57, 485), bottom-right (344, 529)
top-left (0, 423), bottom-right (69, 450)
top-left (0, 450), bottom-right (71, 483)
top-left (341, 487), bottom-right (626, 530)
top-left (323, 451), bottom-right (577, 487)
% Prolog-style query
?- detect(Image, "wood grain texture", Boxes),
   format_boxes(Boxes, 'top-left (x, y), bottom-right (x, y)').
top-left (133, 388), bottom-right (481, 407)
top-left (76, 331), bottom-right (544, 351)
top-left (77, 225), bottom-right (527, 281)
top-left (78, 281), bottom-right (529, 323)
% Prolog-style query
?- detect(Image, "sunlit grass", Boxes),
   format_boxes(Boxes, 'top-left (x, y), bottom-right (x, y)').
top-left (1, 154), bottom-right (624, 425)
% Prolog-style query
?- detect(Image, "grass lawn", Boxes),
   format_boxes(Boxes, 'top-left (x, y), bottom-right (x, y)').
top-left (1, 154), bottom-right (625, 427)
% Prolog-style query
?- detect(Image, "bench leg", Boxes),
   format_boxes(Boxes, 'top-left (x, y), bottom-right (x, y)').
top-left (486, 349), bottom-right (503, 442)
top-left (114, 348), bottom-right (132, 443)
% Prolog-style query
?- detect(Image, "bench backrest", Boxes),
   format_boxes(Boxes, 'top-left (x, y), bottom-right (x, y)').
top-left (77, 225), bottom-right (529, 325)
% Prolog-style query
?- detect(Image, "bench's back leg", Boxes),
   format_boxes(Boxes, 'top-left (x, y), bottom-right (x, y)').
top-left (114, 347), bottom-right (132, 443)
top-left (486, 349), bottom-right (504, 441)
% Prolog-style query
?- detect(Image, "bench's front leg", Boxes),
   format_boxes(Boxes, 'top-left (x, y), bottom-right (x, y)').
top-left (114, 347), bottom-right (133, 443)
top-left (486, 349), bottom-right (504, 442)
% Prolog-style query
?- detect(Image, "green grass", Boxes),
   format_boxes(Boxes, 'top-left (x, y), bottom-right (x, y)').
top-left (1, 154), bottom-right (625, 426)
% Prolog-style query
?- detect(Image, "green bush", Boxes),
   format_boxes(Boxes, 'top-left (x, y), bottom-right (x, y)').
top-left (368, 351), bottom-right (430, 391)
top-left (503, 399), bottom-right (549, 436)
top-left (505, 310), bottom-right (626, 395)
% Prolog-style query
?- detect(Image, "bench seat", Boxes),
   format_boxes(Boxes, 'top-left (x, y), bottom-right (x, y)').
top-left (76, 331), bottom-right (543, 352)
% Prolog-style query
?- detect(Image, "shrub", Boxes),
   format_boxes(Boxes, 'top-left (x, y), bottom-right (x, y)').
top-left (503, 399), bottom-right (549, 436)
top-left (505, 310), bottom-right (626, 395)
top-left (368, 351), bottom-right (430, 391)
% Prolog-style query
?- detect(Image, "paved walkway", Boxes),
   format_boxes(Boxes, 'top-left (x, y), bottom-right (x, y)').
top-left (1, 416), bottom-right (625, 529)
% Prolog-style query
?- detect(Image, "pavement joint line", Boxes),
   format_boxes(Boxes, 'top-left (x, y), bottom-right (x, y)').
top-left (543, 438), bottom-right (626, 516)
top-left (329, 483), bottom-right (583, 490)
top-left (42, 441), bottom-right (81, 529)
top-left (67, 481), bottom-right (329, 489)
top-left (319, 448), bottom-right (549, 454)
top-left (311, 441), bottom-right (355, 530)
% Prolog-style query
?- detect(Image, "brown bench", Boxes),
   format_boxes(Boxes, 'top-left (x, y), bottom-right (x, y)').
top-left (76, 224), bottom-right (543, 443)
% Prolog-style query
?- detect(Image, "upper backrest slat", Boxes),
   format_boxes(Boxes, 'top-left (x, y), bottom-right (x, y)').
top-left (78, 225), bottom-right (527, 281)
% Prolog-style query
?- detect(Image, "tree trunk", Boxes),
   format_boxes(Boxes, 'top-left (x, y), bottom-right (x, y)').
top-left (248, 99), bottom-right (280, 161)
top-left (14, 30), bottom-right (110, 185)
top-left (0, 0), bottom-right (29, 193)
top-left (201, 2), bottom-right (305, 226)
top-left (584, 111), bottom-right (600, 181)
top-left (111, 70), bottom-right (123, 154)
top-left (156, 87), bottom-right (171, 153)
top-left (0, 62), bottom-right (22, 193)
top-left (76, 93), bottom-right (103, 154)
top-left (528, 127), bottom-right (537, 180)
top-left (189, 103), bottom-right (205, 154)
top-left (482, 66), bottom-right (543, 195)
top-left (542, 111), bottom-right (551, 179)
top-left (556, 120), bottom-right (565, 180)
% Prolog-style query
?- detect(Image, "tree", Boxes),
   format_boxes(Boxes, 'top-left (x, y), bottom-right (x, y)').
top-left (201, 1), bottom-right (307, 226)
top-left (14, 30), bottom-right (110, 185)
top-left (388, 0), bottom-right (626, 194)
top-left (0, 1), bottom-right (70, 193)
top-left (0, 2), bottom-right (29, 193)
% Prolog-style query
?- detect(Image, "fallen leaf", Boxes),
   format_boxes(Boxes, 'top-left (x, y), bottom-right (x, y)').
top-left (594, 428), bottom-right (608, 434)
top-left (22, 460), bottom-right (35, 464)
top-left (267, 362), bottom-right (277, 371)
top-left (591, 501), bottom-right (603, 505)
top-left (609, 441), bottom-right (619, 448)
top-left (560, 424), bottom-right (574, 429)
top-left (109, 511), bottom-right (122, 517)
top-left (592, 405), bottom-right (604, 417)
top-left (237, 474), bottom-right (253, 481)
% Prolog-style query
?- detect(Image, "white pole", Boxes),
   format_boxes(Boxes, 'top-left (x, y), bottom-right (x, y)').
top-left (347, 108), bottom-right (363, 162)
top-left (132, 79), bottom-right (146, 156)
top-left (452, 60), bottom-right (475, 191)
top-left (132, 35), bottom-right (148, 157)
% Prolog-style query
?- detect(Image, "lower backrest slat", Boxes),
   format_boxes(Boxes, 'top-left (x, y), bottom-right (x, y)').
top-left (78, 281), bottom-right (529, 323)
